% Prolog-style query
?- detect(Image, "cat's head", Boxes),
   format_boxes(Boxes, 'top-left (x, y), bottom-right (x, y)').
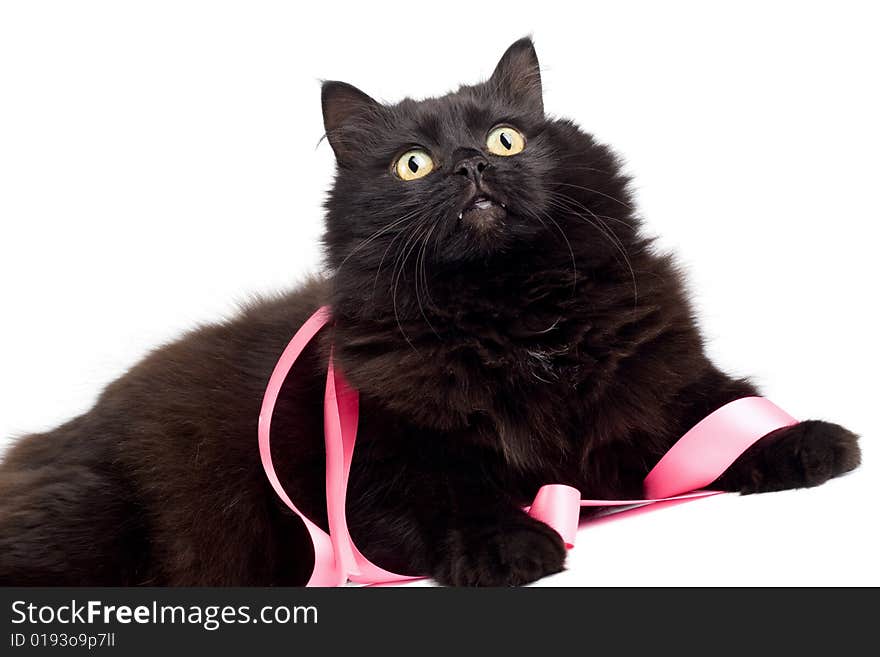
top-left (321, 38), bottom-right (637, 308)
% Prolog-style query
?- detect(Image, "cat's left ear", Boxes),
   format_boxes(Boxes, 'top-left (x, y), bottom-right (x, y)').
top-left (321, 81), bottom-right (382, 167)
top-left (488, 37), bottom-right (543, 115)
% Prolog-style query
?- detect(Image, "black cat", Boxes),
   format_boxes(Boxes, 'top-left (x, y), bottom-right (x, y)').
top-left (0, 38), bottom-right (860, 586)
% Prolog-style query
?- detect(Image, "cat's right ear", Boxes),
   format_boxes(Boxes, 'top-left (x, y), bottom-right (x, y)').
top-left (488, 37), bottom-right (543, 115)
top-left (321, 81), bottom-right (381, 167)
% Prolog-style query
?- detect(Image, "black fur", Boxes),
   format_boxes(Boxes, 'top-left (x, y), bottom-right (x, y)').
top-left (0, 38), bottom-right (860, 586)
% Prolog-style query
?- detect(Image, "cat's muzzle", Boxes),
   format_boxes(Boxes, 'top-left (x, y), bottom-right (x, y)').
top-left (457, 194), bottom-right (507, 233)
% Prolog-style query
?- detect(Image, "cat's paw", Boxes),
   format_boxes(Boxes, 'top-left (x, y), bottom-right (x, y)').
top-left (714, 420), bottom-right (861, 494)
top-left (433, 514), bottom-right (566, 586)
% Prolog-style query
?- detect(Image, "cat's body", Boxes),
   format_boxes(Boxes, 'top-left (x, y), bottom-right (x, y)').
top-left (0, 39), bottom-right (860, 586)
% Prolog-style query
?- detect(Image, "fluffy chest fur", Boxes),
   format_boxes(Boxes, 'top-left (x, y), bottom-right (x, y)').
top-left (331, 241), bottom-right (701, 481)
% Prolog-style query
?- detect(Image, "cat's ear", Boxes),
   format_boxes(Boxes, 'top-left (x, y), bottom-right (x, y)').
top-left (321, 81), bottom-right (381, 167)
top-left (488, 37), bottom-right (543, 115)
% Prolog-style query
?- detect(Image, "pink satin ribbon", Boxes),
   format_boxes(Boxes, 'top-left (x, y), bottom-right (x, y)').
top-left (258, 307), bottom-right (798, 586)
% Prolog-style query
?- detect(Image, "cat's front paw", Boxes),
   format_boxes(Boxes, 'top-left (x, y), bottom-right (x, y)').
top-left (433, 514), bottom-right (566, 586)
top-left (715, 420), bottom-right (861, 494)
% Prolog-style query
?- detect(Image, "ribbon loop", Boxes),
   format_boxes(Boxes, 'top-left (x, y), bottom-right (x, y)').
top-left (528, 484), bottom-right (581, 548)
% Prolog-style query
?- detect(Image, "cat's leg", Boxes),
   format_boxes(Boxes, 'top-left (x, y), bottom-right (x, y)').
top-left (145, 477), bottom-right (318, 586)
top-left (713, 420), bottom-right (861, 494)
top-left (348, 439), bottom-right (567, 587)
top-left (675, 367), bottom-right (861, 494)
top-left (0, 426), bottom-right (311, 586)
top-left (0, 428), bottom-right (151, 585)
top-left (428, 500), bottom-right (568, 586)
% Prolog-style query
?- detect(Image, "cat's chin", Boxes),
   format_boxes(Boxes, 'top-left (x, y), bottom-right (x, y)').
top-left (438, 213), bottom-right (540, 263)
top-left (452, 200), bottom-right (511, 255)
top-left (461, 214), bottom-right (506, 241)
top-left (455, 224), bottom-right (511, 258)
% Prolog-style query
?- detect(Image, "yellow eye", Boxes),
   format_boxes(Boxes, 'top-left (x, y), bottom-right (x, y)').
top-left (394, 149), bottom-right (434, 181)
top-left (486, 126), bottom-right (525, 156)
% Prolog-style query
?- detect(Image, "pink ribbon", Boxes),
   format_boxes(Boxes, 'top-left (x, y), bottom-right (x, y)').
top-left (258, 307), bottom-right (797, 586)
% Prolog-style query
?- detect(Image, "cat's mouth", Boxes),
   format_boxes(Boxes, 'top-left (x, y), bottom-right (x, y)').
top-left (457, 194), bottom-right (508, 232)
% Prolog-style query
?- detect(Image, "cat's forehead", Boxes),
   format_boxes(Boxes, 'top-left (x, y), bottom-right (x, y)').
top-left (384, 87), bottom-right (503, 145)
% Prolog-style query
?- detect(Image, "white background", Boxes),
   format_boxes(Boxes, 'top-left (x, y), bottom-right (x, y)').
top-left (1, 1), bottom-right (877, 586)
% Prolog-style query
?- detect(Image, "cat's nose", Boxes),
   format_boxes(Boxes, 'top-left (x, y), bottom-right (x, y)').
top-left (454, 153), bottom-right (489, 184)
